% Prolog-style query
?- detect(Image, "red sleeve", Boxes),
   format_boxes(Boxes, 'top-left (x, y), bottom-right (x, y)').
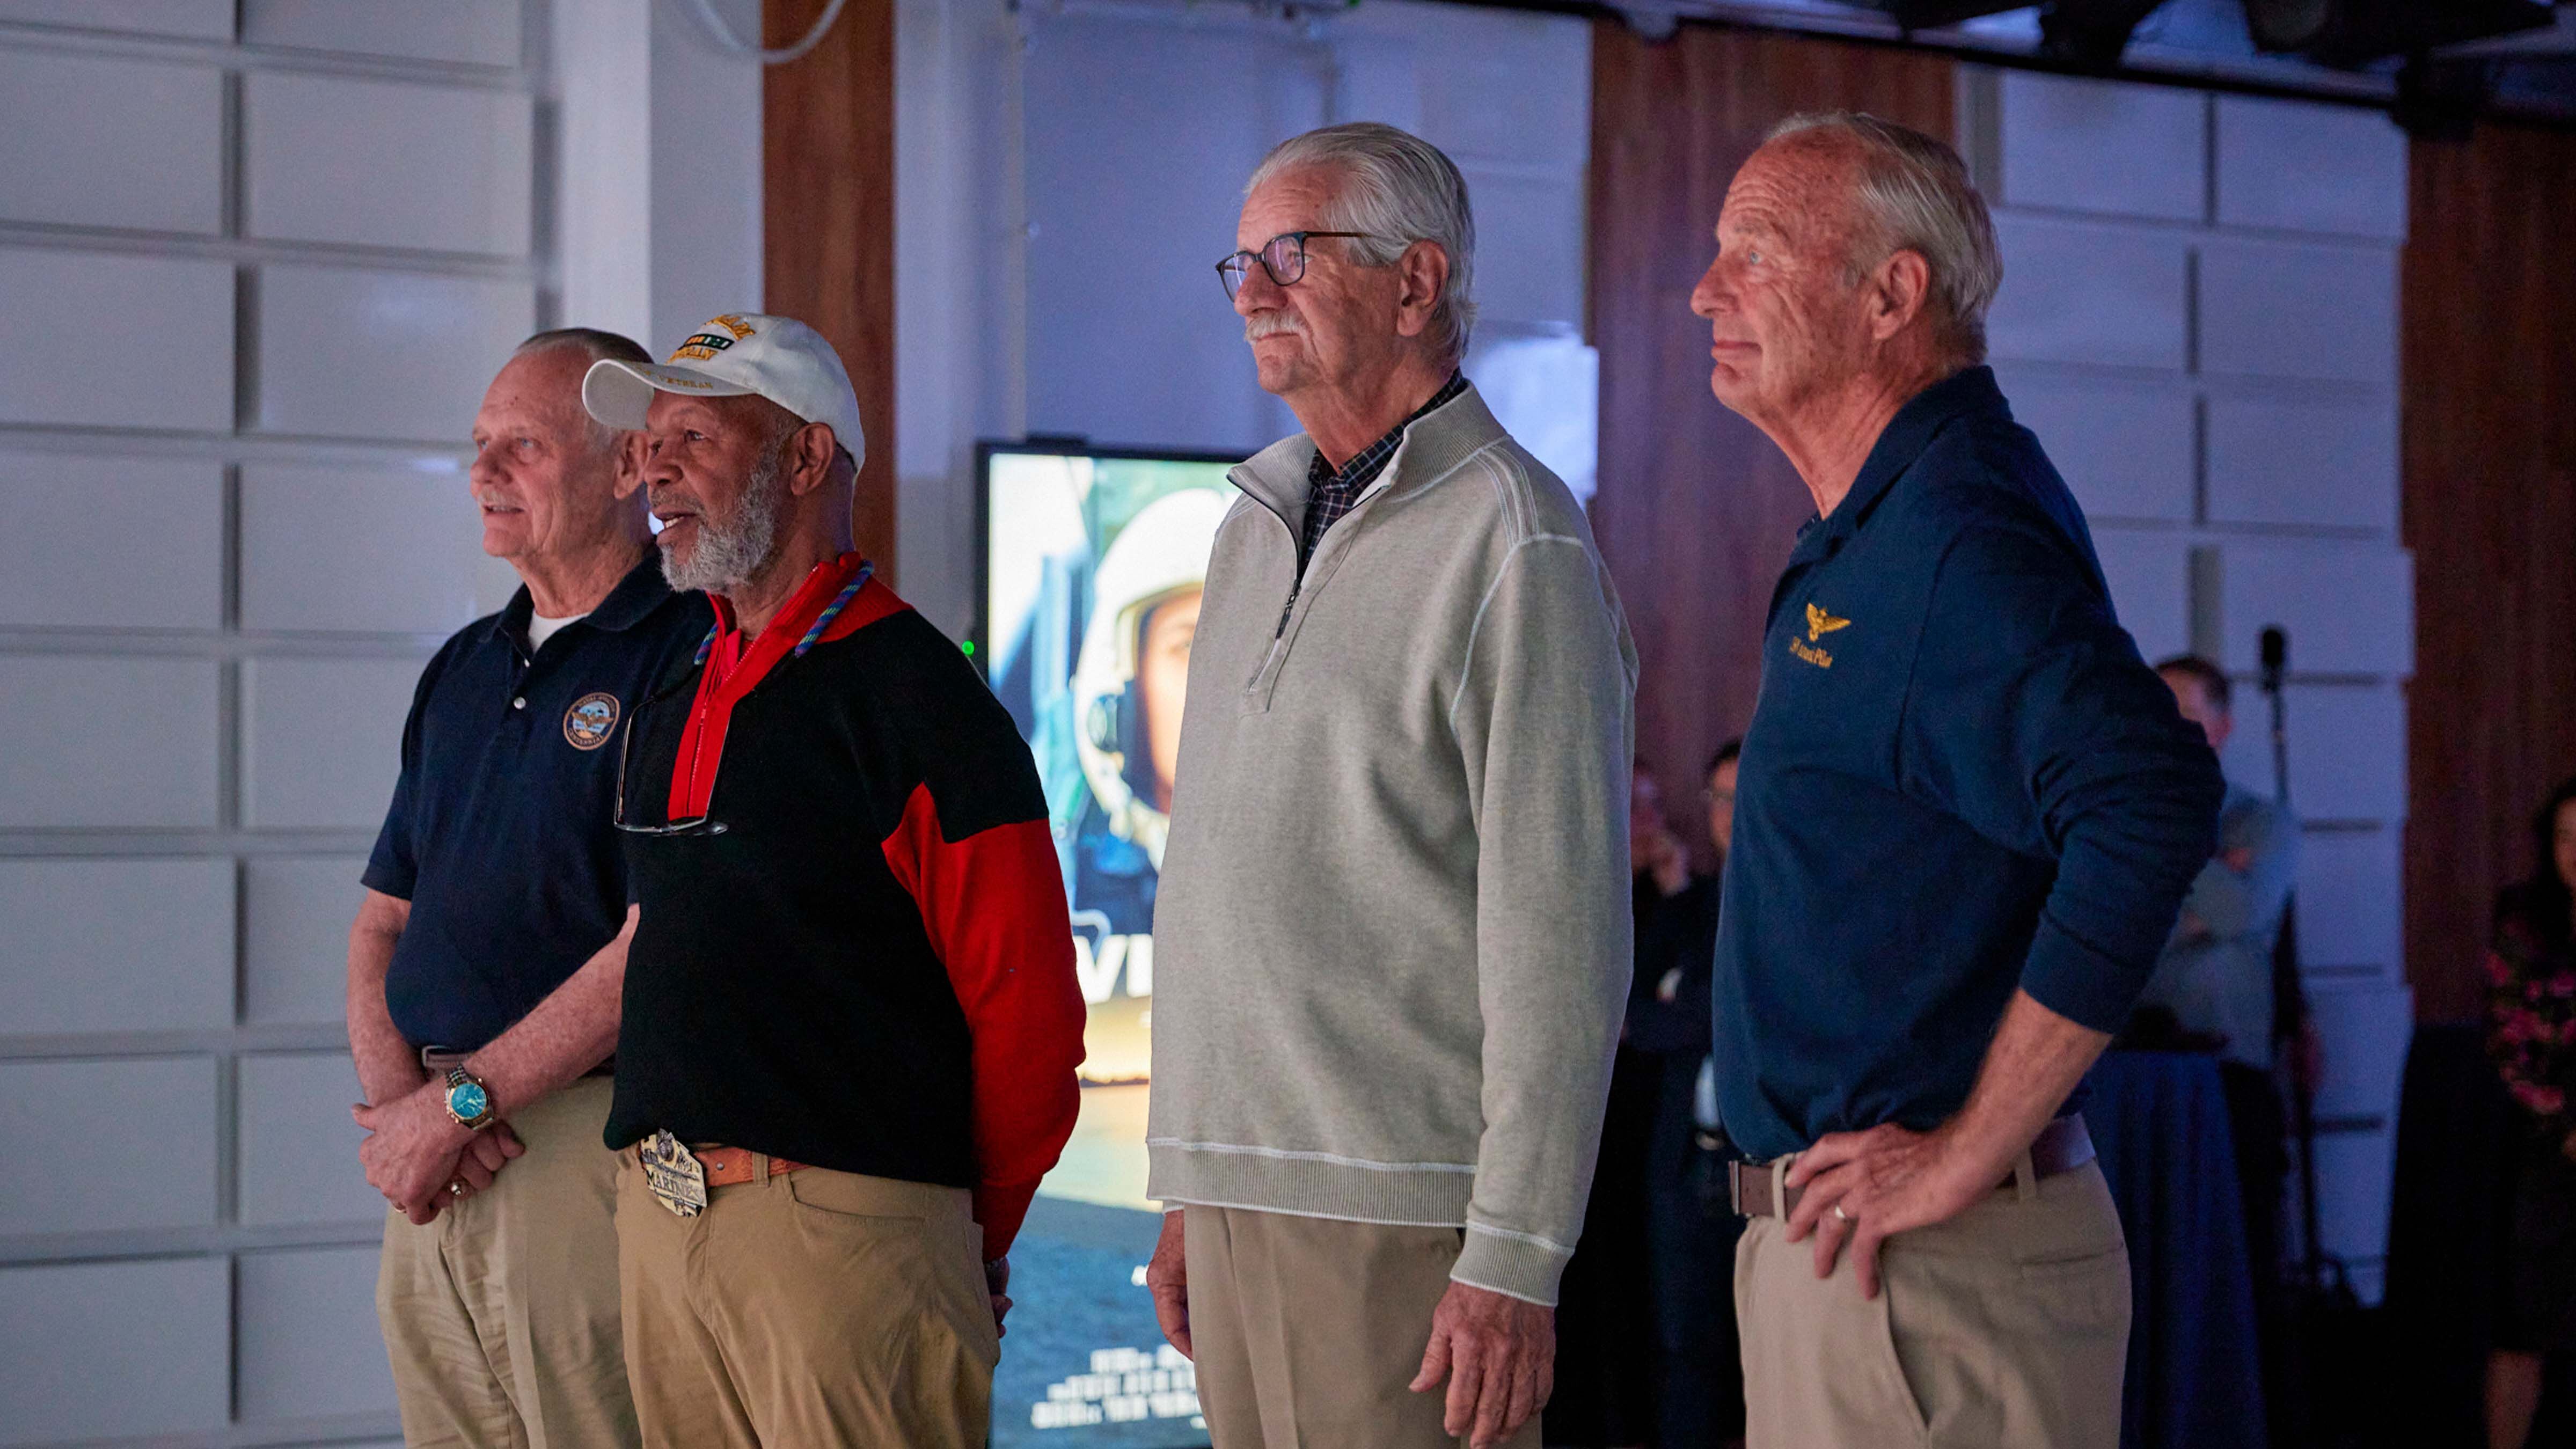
top-left (882, 782), bottom-right (1087, 1260)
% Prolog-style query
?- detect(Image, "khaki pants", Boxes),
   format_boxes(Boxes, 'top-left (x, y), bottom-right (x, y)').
top-left (1735, 1160), bottom-right (2130, 1449)
top-left (376, 1076), bottom-right (638, 1449)
top-left (615, 1154), bottom-right (998, 1448)
top-left (1182, 1205), bottom-right (1544, 1449)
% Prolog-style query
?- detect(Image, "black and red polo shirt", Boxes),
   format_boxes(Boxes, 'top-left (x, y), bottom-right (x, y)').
top-left (605, 552), bottom-right (1087, 1260)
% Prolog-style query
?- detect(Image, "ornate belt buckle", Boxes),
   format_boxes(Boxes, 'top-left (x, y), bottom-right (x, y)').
top-left (641, 1130), bottom-right (709, 1218)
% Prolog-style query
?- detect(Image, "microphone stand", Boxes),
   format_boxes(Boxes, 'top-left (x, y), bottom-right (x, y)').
top-left (2262, 627), bottom-right (2326, 1295)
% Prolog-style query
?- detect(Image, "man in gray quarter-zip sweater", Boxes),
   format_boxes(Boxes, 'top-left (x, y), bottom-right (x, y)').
top-left (1143, 122), bottom-right (1638, 1449)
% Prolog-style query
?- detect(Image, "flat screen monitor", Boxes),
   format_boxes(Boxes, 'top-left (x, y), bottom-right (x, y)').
top-left (978, 440), bottom-right (1241, 1447)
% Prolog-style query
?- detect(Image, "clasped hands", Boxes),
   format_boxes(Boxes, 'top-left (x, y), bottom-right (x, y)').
top-left (353, 1078), bottom-right (525, 1224)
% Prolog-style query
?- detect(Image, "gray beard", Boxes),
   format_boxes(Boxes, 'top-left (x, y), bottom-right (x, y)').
top-left (661, 446), bottom-right (786, 595)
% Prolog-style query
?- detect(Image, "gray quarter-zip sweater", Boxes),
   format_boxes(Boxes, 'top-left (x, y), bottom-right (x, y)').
top-left (1145, 384), bottom-right (1638, 1306)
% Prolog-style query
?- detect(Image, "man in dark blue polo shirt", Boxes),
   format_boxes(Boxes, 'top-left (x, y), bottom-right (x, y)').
top-left (346, 328), bottom-right (711, 1448)
top-left (1691, 115), bottom-right (2222, 1448)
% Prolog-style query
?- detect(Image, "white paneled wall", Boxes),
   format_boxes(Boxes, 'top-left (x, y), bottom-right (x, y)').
top-left (0, 1257), bottom-right (235, 1445)
top-left (1, 858), bottom-right (237, 1033)
top-left (254, 266), bottom-right (539, 440)
top-left (244, 72), bottom-right (535, 254)
top-left (894, 0), bottom-right (1592, 636)
top-left (240, 657), bottom-right (424, 830)
top-left (242, 855), bottom-right (376, 1024)
top-left (0, 48), bottom-right (225, 232)
top-left (0, 656), bottom-right (225, 828)
top-left (2, 246), bottom-right (238, 430)
top-left (233, 1246), bottom-right (403, 1420)
top-left (0, 455), bottom-right (228, 629)
top-left (1972, 68), bottom-right (2413, 1299)
top-left (0, 5), bottom-right (537, 1444)
top-left (240, 464), bottom-right (495, 633)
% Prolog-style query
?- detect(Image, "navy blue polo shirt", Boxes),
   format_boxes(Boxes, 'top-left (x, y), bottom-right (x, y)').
top-left (1711, 367), bottom-right (2223, 1162)
top-left (364, 554), bottom-right (712, 1052)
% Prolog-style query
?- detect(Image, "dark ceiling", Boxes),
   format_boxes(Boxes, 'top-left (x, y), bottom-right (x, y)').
top-left (1581, 0), bottom-right (2576, 130)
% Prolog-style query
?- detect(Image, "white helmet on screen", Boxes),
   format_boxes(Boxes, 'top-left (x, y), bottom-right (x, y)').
top-left (1070, 490), bottom-right (1230, 870)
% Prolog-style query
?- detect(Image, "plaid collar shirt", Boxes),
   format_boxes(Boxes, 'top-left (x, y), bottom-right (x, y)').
top-left (1296, 371), bottom-right (1468, 573)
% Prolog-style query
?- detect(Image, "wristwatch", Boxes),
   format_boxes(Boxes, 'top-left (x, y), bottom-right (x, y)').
top-left (442, 1066), bottom-right (496, 1131)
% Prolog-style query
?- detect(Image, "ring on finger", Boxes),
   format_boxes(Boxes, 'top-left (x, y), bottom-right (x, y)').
top-left (449, 1180), bottom-right (467, 1198)
top-left (1829, 1203), bottom-right (1850, 1223)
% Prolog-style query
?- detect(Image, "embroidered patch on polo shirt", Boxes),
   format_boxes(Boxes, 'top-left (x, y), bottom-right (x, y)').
top-left (564, 692), bottom-right (620, 750)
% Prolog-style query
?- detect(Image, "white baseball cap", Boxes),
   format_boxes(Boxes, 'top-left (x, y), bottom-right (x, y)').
top-left (581, 312), bottom-right (867, 473)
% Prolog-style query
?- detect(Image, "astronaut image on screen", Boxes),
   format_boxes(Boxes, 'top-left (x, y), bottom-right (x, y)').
top-left (1069, 490), bottom-right (1222, 936)
top-left (983, 455), bottom-right (1235, 1443)
top-left (985, 452), bottom-right (1234, 1124)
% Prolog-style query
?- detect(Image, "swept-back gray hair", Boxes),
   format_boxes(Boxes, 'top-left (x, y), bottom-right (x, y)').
top-left (1766, 113), bottom-right (2002, 364)
top-left (1248, 122), bottom-right (1477, 364)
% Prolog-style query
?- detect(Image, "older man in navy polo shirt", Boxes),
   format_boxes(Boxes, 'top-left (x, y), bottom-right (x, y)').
top-left (1692, 116), bottom-right (2223, 1447)
top-left (347, 327), bottom-right (712, 1448)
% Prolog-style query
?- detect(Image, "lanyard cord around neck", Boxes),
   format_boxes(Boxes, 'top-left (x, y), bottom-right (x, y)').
top-left (692, 560), bottom-right (875, 668)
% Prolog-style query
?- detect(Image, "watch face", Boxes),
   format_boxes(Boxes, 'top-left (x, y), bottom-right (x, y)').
top-left (449, 1082), bottom-right (489, 1121)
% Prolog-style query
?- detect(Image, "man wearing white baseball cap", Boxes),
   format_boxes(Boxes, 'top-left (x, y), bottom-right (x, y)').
top-left (580, 311), bottom-right (868, 479)
top-left (583, 313), bottom-right (1088, 1447)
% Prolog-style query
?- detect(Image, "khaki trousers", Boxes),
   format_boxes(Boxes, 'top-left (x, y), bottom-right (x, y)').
top-left (1735, 1160), bottom-right (2130, 1449)
top-left (1182, 1204), bottom-right (1544, 1449)
top-left (376, 1076), bottom-right (639, 1449)
top-left (615, 1154), bottom-right (998, 1448)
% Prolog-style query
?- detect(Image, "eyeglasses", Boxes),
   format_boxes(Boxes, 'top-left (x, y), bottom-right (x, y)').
top-left (612, 684), bottom-right (729, 838)
top-left (1216, 231), bottom-right (1377, 299)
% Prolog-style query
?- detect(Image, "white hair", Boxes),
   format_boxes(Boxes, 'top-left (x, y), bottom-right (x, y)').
top-left (1766, 112), bottom-right (2002, 364)
top-left (1248, 122), bottom-right (1477, 365)
top-left (514, 327), bottom-right (652, 455)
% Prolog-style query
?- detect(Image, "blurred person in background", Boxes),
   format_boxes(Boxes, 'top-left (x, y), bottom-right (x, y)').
top-left (349, 327), bottom-right (709, 1448)
top-left (1542, 766), bottom-right (1684, 1449)
top-left (2131, 653), bottom-right (2302, 1410)
top-left (1630, 742), bottom-right (1748, 1449)
top-left (2483, 774), bottom-right (2576, 1449)
top-left (2134, 655), bottom-right (2301, 1077)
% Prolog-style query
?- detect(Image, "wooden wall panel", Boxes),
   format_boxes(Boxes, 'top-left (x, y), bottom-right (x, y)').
top-left (2401, 121), bottom-right (2576, 1021)
top-left (1589, 22), bottom-right (1955, 860)
top-left (766, 0), bottom-right (899, 580)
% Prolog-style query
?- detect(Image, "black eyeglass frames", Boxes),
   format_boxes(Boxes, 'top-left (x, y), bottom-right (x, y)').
top-left (612, 686), bottom-right (729, 838)
top-left (1216, 231), bottom-right (1377, 299)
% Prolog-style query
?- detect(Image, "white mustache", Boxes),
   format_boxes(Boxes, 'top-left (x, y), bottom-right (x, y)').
top-left (1244, 313), bottom-right (1304, 342)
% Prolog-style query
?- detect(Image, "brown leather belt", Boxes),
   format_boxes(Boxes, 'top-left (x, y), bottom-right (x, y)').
top-left (1729, 1114), bottom-right (2095, 1220)
top-left (691, 1144), bottom-right (806, 1187)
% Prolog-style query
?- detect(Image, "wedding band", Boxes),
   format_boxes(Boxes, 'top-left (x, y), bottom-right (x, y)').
top-left (449, 1181), bottom-right (466, 1198)
top-left (1829, 1204), bottom-right (1850, 1223)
